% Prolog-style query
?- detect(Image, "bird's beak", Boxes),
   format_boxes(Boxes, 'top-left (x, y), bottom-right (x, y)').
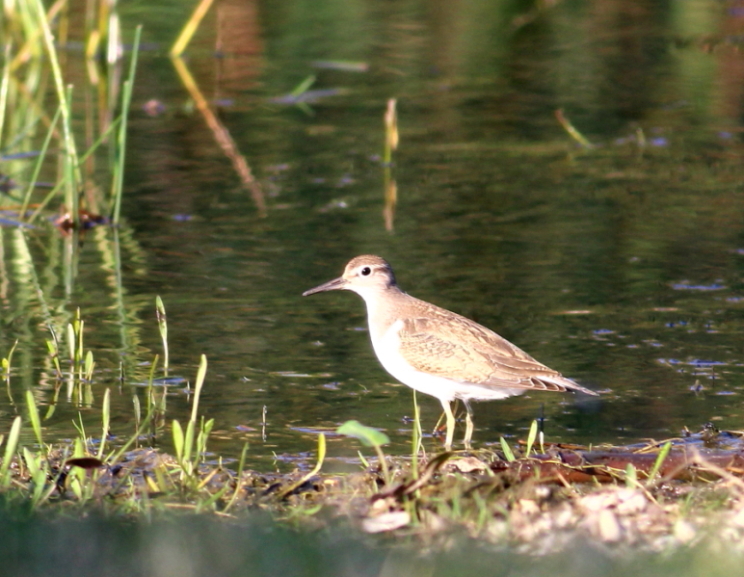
top-left (302, 276), bottom-right (348, 296)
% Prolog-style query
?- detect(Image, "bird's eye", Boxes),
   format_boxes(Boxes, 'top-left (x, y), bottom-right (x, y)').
top-left (360, 266), bottom-right (372, 276)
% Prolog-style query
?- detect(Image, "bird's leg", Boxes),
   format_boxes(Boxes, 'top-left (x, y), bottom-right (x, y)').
top-left (463, 400), bottom-right (474, 450)
top-left (440, 399), bottom-right (455, 451)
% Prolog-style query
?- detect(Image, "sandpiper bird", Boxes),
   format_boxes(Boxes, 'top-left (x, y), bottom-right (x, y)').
top-left (302, 255), bottom-right (597, 449)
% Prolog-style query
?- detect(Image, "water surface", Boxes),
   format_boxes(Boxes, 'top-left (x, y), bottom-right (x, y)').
top-left (3, 0), bottom-right (744, 470)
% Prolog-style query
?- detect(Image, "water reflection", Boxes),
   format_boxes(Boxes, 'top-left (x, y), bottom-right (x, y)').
top-left (2, 0), bottom-right (744, 466)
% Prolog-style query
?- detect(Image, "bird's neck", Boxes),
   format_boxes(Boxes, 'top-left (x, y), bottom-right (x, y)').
top-left (358, 286), bottom-right (408, 341)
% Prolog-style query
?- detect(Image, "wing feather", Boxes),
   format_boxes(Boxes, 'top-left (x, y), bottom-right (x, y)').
top-left (396, 313), bottom-right (595, 395)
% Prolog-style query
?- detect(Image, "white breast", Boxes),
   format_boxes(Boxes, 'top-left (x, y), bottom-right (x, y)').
top-left (369, 319), bottom-right (524, 403)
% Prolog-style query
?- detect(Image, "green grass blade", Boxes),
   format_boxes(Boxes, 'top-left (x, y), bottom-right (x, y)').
top-left (196, 417), bottom-right (214, 462)
top-left (500, 437), bottom-right (515, 462)
top-left (0, 416), bottom-right (22, 487)
top-left (316, 431), bottom-right (327, 467)
top-left (76, 316), bottom-right (84, 375)
top-left (183, 419), bottom-right (195, 465)
top-left (32, 0), bottom-right (83, 220)
top-left (98, 388), bottom-right (110, 459)
top-left (223, 442), bottom-right (249, 513)
top-left (109, 412), bottom-right (154, 465)
top-left (525, 419), bottom-right (538, 457)
top-left (555, 108), bottom-right (594, 149)
top-left (172, 419), bottom-right (184, 463)
top-left (648, 441), bottom-right (672, 481)
top-left (110, 25), bottom-right (142, 224)
top-left (155, 296), bottom-right (168, 375)
top-left (26, 390), bottom-right (43, 447)
top-left (66, 322), bottom-right (75, 365)
top-left (290, 75), bottom-right (316, 97)
top-left (20, 104), bottom-right (62, 220)
top-left (357, 450), bottom-right (369, 468)
top-left (27, 179), bottom-right (65, 224)
top-left (278, 433), bottom-right (326, 499)
top-left (23, 447), bottom-right (39, 479)
top-left (197, 483), bottom-right (231, 513)
top-left (132, 394), bottom-right (141, 429)
top-left (64, 84), bottom-right (78, 223)
top-left (84, 350), bottom-right (94, 381)
top-left (626, 463), bottom-right (639, 488)
top-left (45, 337), bottom-right (62, 379)
top-left (374, 444), bottom-right (390, 486)
top-left (411, 389), bottom-right (421, 479)
top-left (3, 340), bottom-right (18, 386)
top-left (78, 116), bottom-right (122, 164)
top-left (190, 354), bottom-right (207, 423)
top-left (73, 413), bottom-right (87, 447)
top-left (170, 0), bottom-right (216, 57)
top-left (0, 43), bottom-right (11, 147)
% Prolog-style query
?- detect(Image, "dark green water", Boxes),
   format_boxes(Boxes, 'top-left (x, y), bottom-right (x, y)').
top-left (4, 0), bottom-right (744, 473)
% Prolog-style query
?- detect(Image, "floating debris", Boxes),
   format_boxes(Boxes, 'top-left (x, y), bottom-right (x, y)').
top-left (555, 108), bottom-right (593, 149)
top-left (142, 99), bottom-right (166, 116)
top-left (54, 209), bottom-right (109, 234)
top-left (270, 88), bottom-right (349, 105)
top-left (671, 282), bottom-right (726, 291)
top-left (311, 60), bottom-right (369, 72)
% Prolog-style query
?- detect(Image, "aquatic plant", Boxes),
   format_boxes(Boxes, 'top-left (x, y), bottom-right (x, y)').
top-left (1, 1), bottom-right (141, 227)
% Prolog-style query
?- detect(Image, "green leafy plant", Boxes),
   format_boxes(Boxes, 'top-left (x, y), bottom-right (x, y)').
top-left (337, 420), bottom-right (391, 485)
top-left (172, 355), bottom-right (213, 481)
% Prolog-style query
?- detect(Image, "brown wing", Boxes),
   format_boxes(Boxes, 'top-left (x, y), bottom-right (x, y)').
top-left (396, 314), bottom-right (596, 395)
